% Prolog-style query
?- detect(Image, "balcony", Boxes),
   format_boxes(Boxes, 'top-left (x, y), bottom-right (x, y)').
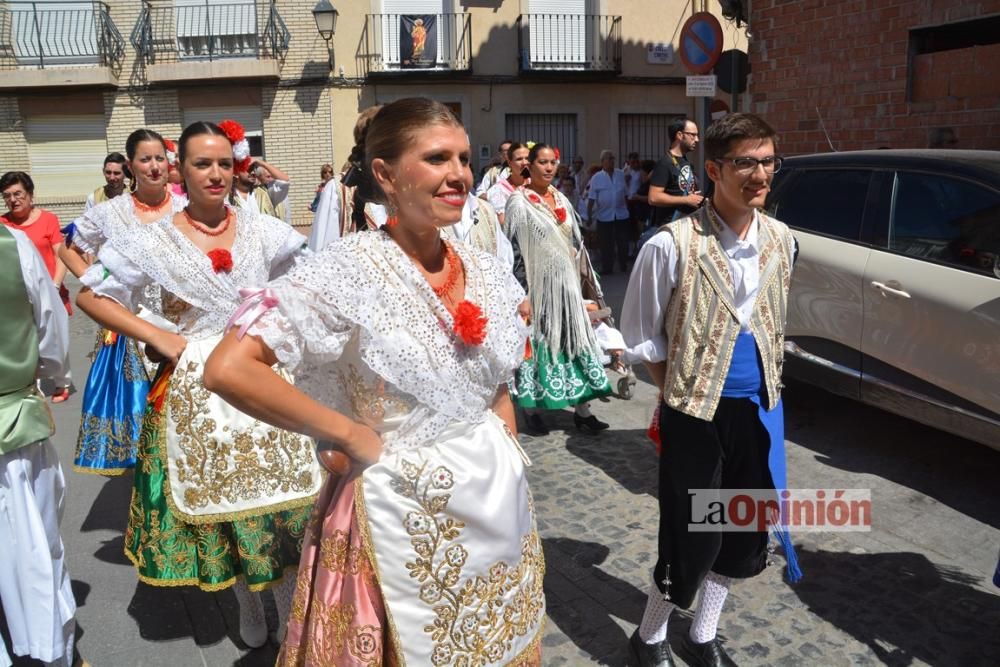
top-left (517, 14), bottom-right (621, 75)
top-left (131, 0), bottom-right (290, 84)
top-left (362, 13), bottom-right (472, 77)
top-left (0, 1), bottom-right (125, 89)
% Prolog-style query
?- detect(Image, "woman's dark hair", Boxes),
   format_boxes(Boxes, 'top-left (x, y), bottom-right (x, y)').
top-left (177, 121), bottom-right (229, 163)
top-left (104, 152), bottom-right (131, 180)
top-left (363, 98), bottom-right (463, 206)
top-left (528, 142), bottom-right (553, 164)
top-left (0, 171), bottom-right (34, 196)
top-left (125, 128), bottom-right (166, 161)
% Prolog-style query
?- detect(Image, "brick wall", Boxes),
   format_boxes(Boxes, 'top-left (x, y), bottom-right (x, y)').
top-left (748, 0), bottom-right (1000, 154)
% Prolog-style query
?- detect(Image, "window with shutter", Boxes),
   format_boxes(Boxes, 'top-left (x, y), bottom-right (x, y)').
top-left (10, 2), bottom-right (100, 65)
top-left (25, 115), bottom-right (108, 199)
top-left (173, 0), bottom-right (258, 59)
top-left (528, 0), bottom-right (587, 66)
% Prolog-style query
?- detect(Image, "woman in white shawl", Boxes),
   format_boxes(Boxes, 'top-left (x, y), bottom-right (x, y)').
top-left (504, 143), bottom-right (612, 435)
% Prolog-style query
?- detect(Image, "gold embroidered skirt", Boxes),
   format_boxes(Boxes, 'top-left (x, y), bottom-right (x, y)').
top-left (357, 412), bottom-right (545, 665)
top-left (123, 363), bottom-right (311, 592)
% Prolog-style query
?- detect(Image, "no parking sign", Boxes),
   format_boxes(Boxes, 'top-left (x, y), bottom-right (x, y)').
top-left (679, 12), bottom-right (724, 75)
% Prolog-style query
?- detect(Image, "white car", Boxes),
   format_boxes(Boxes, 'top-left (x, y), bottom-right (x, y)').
top-left (766, 149), bottom-right (1000, 450)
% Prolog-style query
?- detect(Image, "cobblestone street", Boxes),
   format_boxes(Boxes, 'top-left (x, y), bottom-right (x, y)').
top-left (12, 275), bottom-right (1000, 666)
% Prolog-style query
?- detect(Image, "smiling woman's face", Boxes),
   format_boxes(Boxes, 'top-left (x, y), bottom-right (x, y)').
top-left (372, 123), bottom-right (472, 229)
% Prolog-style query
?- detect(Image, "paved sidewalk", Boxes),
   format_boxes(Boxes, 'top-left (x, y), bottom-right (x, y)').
top-left (10, 274), bottom-right (999, 666)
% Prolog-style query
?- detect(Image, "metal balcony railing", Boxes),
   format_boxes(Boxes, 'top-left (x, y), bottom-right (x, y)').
top-left (0, 1), bottom-right (125, 69)
top-left (517, 14), bottom-right (621, 73)
top-left (131, 0), bottom-right (289, 64)
top-left (364, 13), bottom-right (472, 75)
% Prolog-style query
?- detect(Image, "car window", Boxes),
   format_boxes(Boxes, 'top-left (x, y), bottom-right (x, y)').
top-left (767, 169), bottom-right (870, 241)
top-left (891, 172), bottom-right (1000, 277)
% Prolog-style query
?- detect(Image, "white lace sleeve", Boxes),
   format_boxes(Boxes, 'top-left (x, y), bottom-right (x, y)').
top-left (257, 214), bottom-right (309, 279)
top-left (240, 256), bottom-right (355, 372)
top-left (71, 201), bottom-right (111, 254)
top-left (80, 249), bottom-right (149, 311)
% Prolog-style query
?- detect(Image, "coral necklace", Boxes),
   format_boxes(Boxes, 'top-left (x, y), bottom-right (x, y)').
top-left (132, 191), bottom-right (169, 212)
top-left (432, 242), bottom-right (462, 298)
top-left (183, 207), bottom-right (232, 237)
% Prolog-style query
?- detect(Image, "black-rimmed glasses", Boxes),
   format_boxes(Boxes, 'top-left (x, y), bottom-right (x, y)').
top-left (713, 156), bottom-right (783, 174)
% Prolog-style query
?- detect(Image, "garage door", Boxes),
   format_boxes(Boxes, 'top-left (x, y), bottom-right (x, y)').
top-left (25, 115), bottom-right (108, 198)
top-left (505, 113), bottom-right (577, 164)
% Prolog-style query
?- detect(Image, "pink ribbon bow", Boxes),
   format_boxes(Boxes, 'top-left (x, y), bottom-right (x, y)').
top-left (227, 287), bottom-right (279, 340)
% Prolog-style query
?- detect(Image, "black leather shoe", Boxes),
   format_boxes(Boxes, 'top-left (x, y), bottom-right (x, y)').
top-left (628, 629), bottom-right (675, 667)
top-left (574, 413), bottom-right (610, 432)
top-left (677, 634), bottom-right (738, 667)
top-left (524, 413), bottom-right (550, 435)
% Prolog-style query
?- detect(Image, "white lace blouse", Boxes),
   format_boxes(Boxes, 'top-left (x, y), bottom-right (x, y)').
top-left (238, 231), bottom-right (528, 454)
top-left (71, 192), bottom-right (187, 255)
top-left (81, 206), bottom-right (307, 340)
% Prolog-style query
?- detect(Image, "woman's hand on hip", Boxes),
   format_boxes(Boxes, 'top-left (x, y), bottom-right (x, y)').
top-left (150, 331), bottom-right (187, 365)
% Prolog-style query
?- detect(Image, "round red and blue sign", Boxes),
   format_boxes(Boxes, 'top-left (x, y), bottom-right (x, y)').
top-left (679, 12), bottom-right (724, 75)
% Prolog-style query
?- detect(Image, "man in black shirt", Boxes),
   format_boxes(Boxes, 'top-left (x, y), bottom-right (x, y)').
top-left (649, 117), bottom-right (705, 225)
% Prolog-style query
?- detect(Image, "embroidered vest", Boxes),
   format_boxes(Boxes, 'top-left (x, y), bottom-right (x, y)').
top-left (92, 185), bottom-right (110, 206)
top-left (443, 198), bottom-right (499, 256)
top-left (661, 207), bottom-right (795, 421)
top-left (0, 226), bottom-right (55, 454)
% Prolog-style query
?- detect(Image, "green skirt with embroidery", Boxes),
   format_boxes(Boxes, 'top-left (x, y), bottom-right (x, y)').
top-left (512, 337), bottom-right (612, 409)
top-left (123, 365), bottom-right (311, 592)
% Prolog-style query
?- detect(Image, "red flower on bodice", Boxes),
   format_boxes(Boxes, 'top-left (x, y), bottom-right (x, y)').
top-left (207, 248), bottom-right (233, 273)
top-left (452, 300), bottom-right (488, 346)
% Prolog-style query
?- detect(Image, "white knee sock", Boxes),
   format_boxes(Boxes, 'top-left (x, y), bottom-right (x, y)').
top-left (689, 571), bottom-right (731, 644)
top-left (232, 579), bottom-right (267, 648)
top-left (575, 402), bottom-right (593, 418)
top-left (638, 583), bottom-right (675, 644)
top-left (271, 572), bottom-right (297, 642)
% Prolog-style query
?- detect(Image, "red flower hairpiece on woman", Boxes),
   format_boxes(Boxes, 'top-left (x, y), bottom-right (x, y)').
top-left (553, 147), bottom-right (561, 162)
top-left (453, 300), bottom-right (488, 346)
top-left (217, 119), bottom-right (252, 174)
top-left (163, 138), bottom-right (178, 167)
top-left (207, 248), bottom-right (233, 273)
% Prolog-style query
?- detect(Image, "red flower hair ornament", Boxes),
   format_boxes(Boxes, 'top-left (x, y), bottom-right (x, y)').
top-left (452, 300), bottom-right (488, 346)
top-left (217, 119), bottom-right (252, 174)
top-left (207, 248), bottom-right (233, 273)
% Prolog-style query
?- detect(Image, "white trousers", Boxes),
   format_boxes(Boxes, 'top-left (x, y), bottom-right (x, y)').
top-left (0, 440), bottom-right (76, 666)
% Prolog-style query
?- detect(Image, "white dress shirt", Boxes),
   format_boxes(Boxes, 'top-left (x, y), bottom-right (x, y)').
top-left (587, 168), bottom-right (629, 221)
top-left (10, 228), bottom-right (71, 386)
top-left (621, 208), bottom-right (764, 364)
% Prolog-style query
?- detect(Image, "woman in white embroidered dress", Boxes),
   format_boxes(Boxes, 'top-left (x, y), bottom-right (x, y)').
top-left (485, 141), bottom-right (531, 227)
top-left (75, 121), bottom-right (320, 650)
top-left (205, 98), bottom-right (545, 666)
top-left (505, 143), bottom-right (612, 435)
top-left (60, 128), bottom-right (186, 477)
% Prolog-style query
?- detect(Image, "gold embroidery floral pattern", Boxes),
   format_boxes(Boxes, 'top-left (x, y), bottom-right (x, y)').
top-left (391, 459), bottom-right (545, 666)
top-left (337, 364), bottom-right (412, 427)
top-left (166, 360), bottom-right (318, 514)
top-left (302, 599), bottom-right (382, 667)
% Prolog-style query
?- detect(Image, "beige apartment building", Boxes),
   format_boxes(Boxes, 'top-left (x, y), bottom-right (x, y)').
top-left (0, 1), bottom-right (744, 224)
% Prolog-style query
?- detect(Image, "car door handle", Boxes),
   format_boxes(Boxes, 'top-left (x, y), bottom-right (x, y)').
top-left (870, 281), bottom-right (911, 298)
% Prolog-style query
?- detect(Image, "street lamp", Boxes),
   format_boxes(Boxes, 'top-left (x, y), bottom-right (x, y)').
top-left (312, 0), bottom-right (338, 68)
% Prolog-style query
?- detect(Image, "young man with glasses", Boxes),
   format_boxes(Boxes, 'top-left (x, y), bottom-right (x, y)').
top-left (621, 113), bottom-right (798, 667)
top-left (649, 117), bottom-right (705, 226)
